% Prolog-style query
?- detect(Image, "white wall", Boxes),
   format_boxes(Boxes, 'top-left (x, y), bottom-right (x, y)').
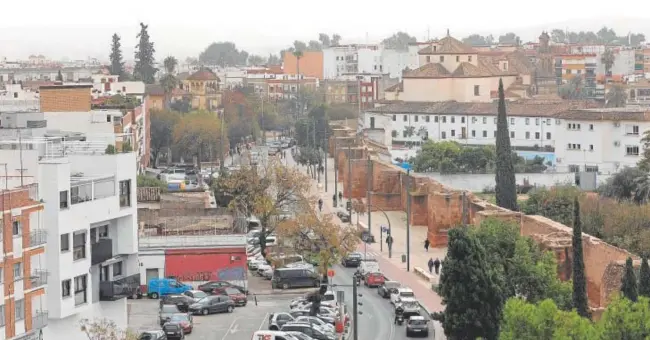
top-left (138, 250), bottom-right (166, 286)
top-left (44, 111), bottom-right (116, 138)
top-left (44, 299), bottom-right (127, 340)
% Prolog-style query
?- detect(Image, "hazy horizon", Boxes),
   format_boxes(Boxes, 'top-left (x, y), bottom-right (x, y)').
top-left (1, 0), bottom-right (648, 62)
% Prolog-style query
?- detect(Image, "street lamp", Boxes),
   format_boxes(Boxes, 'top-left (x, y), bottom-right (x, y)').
top-left (364, 202), bottom-right (393, 258)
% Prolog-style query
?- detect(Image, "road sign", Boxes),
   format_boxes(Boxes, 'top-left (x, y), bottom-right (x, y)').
top-left (346, 201), bottom-right (352, 210)
top-left (381, 225), bottom-right (388, 233)
top-left (327, 269), bottom-right (335, 277)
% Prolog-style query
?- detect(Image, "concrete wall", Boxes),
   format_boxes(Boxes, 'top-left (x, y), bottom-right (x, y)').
top-left (339, 131), bottom-right (639, 311)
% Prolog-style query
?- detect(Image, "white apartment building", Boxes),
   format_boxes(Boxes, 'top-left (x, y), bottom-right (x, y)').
top-left (554, 108), bottom-right (650, 174)
top-left (89, 74), bottom-right (146, 102)
top-left (323, 45), bottom-right (385, 79)
top-left (0, 136), bottom-right (139, 340)
top-left (0, 67), bottom-right (99, 83)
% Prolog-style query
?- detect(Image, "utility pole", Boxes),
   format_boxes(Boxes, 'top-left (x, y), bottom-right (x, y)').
top-left (334, 140), bottom-right (338, 206)
top-left (406, 168), bottom-right (411, 272)
top-left (352, 275), bottom-right (359, 340)
top-left (347, 144), bottom-right (352, 225)
top-left (260, 88), bottom-right (266, 144)
top-left (366, 153), bottom-right (372, 237)
top-left (323, 137), bottom-right (328, 192)
top-left (219, 109), bottom-right (225, 172)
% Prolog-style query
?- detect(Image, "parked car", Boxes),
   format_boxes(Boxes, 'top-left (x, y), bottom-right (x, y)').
top-left (272, 268), bottom-right (321, 289)
top-left (341, 252), bottom-right (362, 267)
top-left (188, 296), bottom-right (235, 315)
top-left (213, 287), bottom-right (248, 306)
top-left (182, 290), bottom-right (208, 302)
top-left (365, 272), bottom-right (385, 288)
top-left (390, 287), bottom-right (415, 305)
top-left (138, 330), bottom-right (167, 340)
top-left (336, 210), bottom-right (350, 223)
top-left (286, 331), bottom-right (316, 340)
top-left (198, 281), bottom-right (249, 295)
top-left (257, 263), bottom-right (273, 276)
top-left (405, 315), bottom-right (430, 337)
top-left (378, 281), bottom-right (401, 298)
top-left (167, 313), bottom-right (193, 334)
top-left (160, 295), bottom-right (194, 313)
top-left (294, 316), bottom-right (336, 333)
top-left (253, 331), bottom-right (300, 340)
top-left (148, 278), bottom-right (192, 299)
top-left (280, 323), bottom-right (336, 340)
top-left (159, 305), bottom-right (181, 326)
top-left (268, 312), bottom-right (297, 330)
top-left (161, 322), bottom-right (184, 340)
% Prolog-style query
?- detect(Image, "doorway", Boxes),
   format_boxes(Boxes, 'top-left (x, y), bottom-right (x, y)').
top-left (146, 268), bottom-right (159, 284)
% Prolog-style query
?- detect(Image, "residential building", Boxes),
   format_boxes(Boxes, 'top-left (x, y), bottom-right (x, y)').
top-left (283, 51), bottom-right (324, 79)
top-left (144, 84), bottom-right (189, 111)
top-left (244, 71), bottom-right (318, 101)
top-left (182, 69), bottom-right (221, 111)
top-left (627, 80), bottom-right (650, 106)
top-left (0, 67), bottom-right (99, 83)
top-left (322, 45), bottom-right (382, 79)
top-left (553, 108), bottom-right (650, 174)
top-left (555, 54), bottom-right (598, 97)
top-left (0, 185), bottom-right (48, 340)
top-left (89, 74), bottom-right (146, 102)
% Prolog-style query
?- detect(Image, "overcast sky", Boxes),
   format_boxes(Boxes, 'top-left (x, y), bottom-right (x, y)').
top-left (0, 0), bottom-right (648, 61)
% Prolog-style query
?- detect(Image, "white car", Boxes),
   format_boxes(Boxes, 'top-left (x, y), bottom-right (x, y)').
top-left (396, 297), bottom-right (420, 313)
top-left (256, 263), bottom-right (272, 276)
top-left (294, 316), bottom-right (336, 333)
top-left (390, 287), bottom-right (415, 305)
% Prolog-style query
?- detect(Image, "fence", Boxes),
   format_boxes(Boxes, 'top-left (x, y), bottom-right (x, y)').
top-left (137, 187), bottom-right (161, 202)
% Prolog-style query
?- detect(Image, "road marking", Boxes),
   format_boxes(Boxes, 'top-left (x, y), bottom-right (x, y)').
top-left (259, 313), bottom-right (268, 330)
top-left (221, 318), bottom-right (239, 340)
top-left (229, 324), bottom-right (240, 334)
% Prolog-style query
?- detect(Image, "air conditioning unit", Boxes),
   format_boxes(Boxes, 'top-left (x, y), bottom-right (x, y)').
top-left (614, 122), bottom-right (621, 127)
top-left (614, 141), bottom-right (621, 147)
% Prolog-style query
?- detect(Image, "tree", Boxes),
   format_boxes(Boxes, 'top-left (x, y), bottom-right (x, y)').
top-left (550, 29), bottom-right (567, 43)
top-left (172, 111), bottom-right (225, 167)
top-left (80, 318), bottom-right (137, 340)
top-left (381, 32), bottom-right (417, 51)
top-left (248, 54), bottom-right (266, 66)
top-left (219, 159), bottom-right (311, 256)
top-left (56, 70), bottom-right (63, 81)
top-left (318, 33), bottom-right (331, 48)
top-left (267, 53), bottom-right (281, 65)
top-left (331, 34), bottom-right (342, 46)
top-left (597, 295), bottom-right (650, 338)
top-left (494, 79), bottom-right (518, 211)
top-left (498, 32), bottom-right (521, 45)
top-left (433, 227), bottom-right (504, 340)
top-left (462, 34), bottom-right (494, 46)
top-left (150, 110), bottom-right (180, 167)
top-left (640, 257), bottom-right (650, 297)
top-left (199, 42), bottom-right (249, 66)
top-left (639, 132), bottom-right (650, 172)
top-left (133, 23), bottom-right (158, 84)
top-left (307, 40), bottom-right (322, 51)
top-left (621, 257), bottom-right (639, 302)
top-left (605, 84), bottom-right (628, 108)
top-left (109, 33), bottom-right (125, 79)
top-left (598, 167), bottom-right (647, 201)
top-left (601, 48), bottom-right (616, 76)
top-left (572, 197), bottom-right (591, 319)
top-left (160, 56), bottom-right (179, 109)
top-left (559, 75), bottom-right (588, 100)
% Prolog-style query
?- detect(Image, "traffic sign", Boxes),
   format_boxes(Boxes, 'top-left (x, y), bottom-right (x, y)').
top-left (346, 201), bottom-right (352, 210)
top-left (327, 269), bottom-right (335, 277)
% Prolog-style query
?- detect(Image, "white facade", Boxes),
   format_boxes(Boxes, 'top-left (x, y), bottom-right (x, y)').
top-left (323, 45), bottom-right (383, 79)
top-left (554, 117), bottom-right (650, 174)
top-left (0, 67), bottom-right (98, 83)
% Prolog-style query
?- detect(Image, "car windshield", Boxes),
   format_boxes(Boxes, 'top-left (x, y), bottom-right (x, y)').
top-left (400, 291), bottom-right (415, 298)
top-left (170, 314), bottom-right (189, 322)
top-left (225, 288), bottom-right (240, 295)
top-left (161, 305), bottom-right (178, 313)
top-left (409, 319), bottom-right (427, 326)
top-left (348, 253), bottom-right (361, 258)
top-left (385, 282), bottom-right (400, 289)
top-left (196, 297), bottom-right (209, 304)
top-left (192, 291), bottom-right (207, 299)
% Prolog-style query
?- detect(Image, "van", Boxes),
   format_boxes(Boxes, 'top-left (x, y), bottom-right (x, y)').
top-left (359, 261), bottom-right (380, 276)
top-left (251, 330), bottom-right (298, 340)
top-left (147, 278), bottom-right (193, 299)
top-left (272, 268), bottom-right (320, 289)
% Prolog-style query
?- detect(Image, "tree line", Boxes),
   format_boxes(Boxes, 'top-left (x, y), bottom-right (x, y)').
top-left (109, 23), bottom-right (158, 84)
top-left (462, 26), bottom-right (646, 47)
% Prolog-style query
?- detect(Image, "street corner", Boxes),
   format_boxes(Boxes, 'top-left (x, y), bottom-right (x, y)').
top-left (220, 316), bottom-right (268, 340)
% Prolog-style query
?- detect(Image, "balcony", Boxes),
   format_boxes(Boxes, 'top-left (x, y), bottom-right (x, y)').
top-left (91, 238), bottom-right (113, 265)
top-left (99, 273), bottom-right (141, 301)
top-left (29, 230), bottom-right (47, 247)
top-left (26, 120), bottom-right (47, 128)
top-left (32, 311), bottom-right (48, 329)
top-left (30, 270), bottom-right (48, 288)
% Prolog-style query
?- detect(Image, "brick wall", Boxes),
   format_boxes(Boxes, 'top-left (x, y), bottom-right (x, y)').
top-left (338, 137), bottom-right (639, 310)
top-left (39, 86), bottom-right (92, 112)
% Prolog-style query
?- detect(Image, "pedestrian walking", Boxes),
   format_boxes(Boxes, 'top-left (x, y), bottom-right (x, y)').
top-left (433, 258), bottom-right (441, 275)
top-left (427, 258), bottom-right (434, 274)
top-left (386, 234), bottom-right (393, 250)
top-left (333, 194), bottom-right (337, 207)
top-left (318, 198), bottom-right (323, 212)
top-left (338, 192), bottom-right (343, 204)
top-left (424, 239), bottom-right (430, 252)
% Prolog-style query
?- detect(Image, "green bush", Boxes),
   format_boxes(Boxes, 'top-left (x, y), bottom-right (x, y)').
top-left (136, 175), bottom-right (167, 191)
top-left (522, 186), bottom-right (581, 227)
top-left (105, 144), bottom-right (116, 154)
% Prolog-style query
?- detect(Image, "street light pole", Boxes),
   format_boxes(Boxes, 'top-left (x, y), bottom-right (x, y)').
top-left (366, 153), bottom-right (372, 237)
top-left (334, 140), bottom-right (338, 206)
top-left (324, 136), bottom-right (328, 192)
top-left (406, 168), bottom-right (411, 272)
top-left (347, 144), bottom-right (352, 225)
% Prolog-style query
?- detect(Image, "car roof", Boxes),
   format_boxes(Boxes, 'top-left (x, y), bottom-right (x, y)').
top-left (409, 316), bottom-right (426, 320)
top-left (400, 297), bottom-right (417, 302)
top-left (398, 287), bottom-right (413, 292)
top-left (186, 290), bottom-right (204, 294)
top-left (385, 281), bottom-right (400, 286)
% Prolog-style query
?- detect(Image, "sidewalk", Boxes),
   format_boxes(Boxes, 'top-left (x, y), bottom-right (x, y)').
top-left (288, 152), bottom-right (445, 314)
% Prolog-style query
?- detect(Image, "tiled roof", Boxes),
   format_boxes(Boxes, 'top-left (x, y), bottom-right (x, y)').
top-left (187, 69), bottom-right (219, 81)
top-left (555, 109), bottom-right (650, 121)
top-left (385, 82), bottom-right (403, 92)
top-left (367, 100), bottom-right (597, 117)
top-left (404, 56), bottom-right (517, 79)
top-left (418, 36), bottom-right (475, 55)
top-left (404, 63), bottom-right (450, 78)
top-left (504, 51), bottom-right (535, 75)
top-left (145, 84), bottom-right (165, 96)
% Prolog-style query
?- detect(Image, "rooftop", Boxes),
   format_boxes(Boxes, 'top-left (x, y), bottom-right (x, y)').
top-left (403, 56), bottom-right (517, 79)
top-left (186, 69), bottom-right (220, 82)
top-left (138, 235), bottom-right (247, 249)
top-left (418, 36), bottom-right (475, 55)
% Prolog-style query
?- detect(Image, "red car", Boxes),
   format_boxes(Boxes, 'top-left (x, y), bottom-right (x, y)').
top-left (213, 287), bottom-right (248, 306)
top-left (167, 313), bottom-right (193, 334)
top-left (365, 272), bottom-right (385, 288)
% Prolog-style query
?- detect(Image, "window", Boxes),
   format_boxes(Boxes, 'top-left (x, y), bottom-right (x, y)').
top-left (441, 131), bottom-right (446, 139)
top-left (113, 262), bottom-right (123, 277)
top-left (482, 117), bottom-right (487, 124)
top-left (568, 144), bottom-right (582, 150)
top-left (626, 125), bottom-right (640, 135)
top-left (439, 56), bottom-right (444, 62)
top-left (525, 118), bottom-right (530, 125)
top-left (402, 130), bottom-right (407, 138)
top-left (626, 146), bottom-right (640, 156)
top-left (12, 220), bottom-right (20, 236)
top-left (98, 225), bottom-right (108, 238)
top-left (425, 56), bottom-right (431, 63)
top-left (74, 274), bottom-right (87, 306)
top-left (546, 119), bottom-right (551, 125)
top-left (14, 299), bottom-right (24, 321)
top-left (567, 123), bottom-right (581, 130)
top-left (0, 306), bottom-right (4, 327)
top-left (119, 179), bottom-right (131, 207)
top-left (13, 263), bottom-right (22, 279)
top-left (482, 130), bottom-right (487, 137)
top-left (391, 130), bottom-right (397, 138)
top-left (73, 231), bottom-right (86, 261)
top-left (585, 166), bottom-right (599, 173)
top-left (589, 144), bottom-right (594, 151)
top-left (535, 118), bottom-right (540, 126)
top-left (589, 124), bottom-right (594, 131)
top-left (472, 130), bottom-right (476, 137)
top-left (525, 132), bottom-right (530, 139)
top-left (369, 117), bottom-right (375, 129)
top-left (546, 132), bottom-right (551, 140)
top-left (456, 56), bottom-right (460, 62)
top-left (425, 116), bottom-right (430, 123)
top-left (510, 118), bottom-right (515, 125)
top-left (61, 233), bottom-right (70, 252)
top-left (442, 116), bottom-right (446, 123)
top-left (474, 85), bottom-right (480, 96)
top-left (60, 190), bottom-right (69, 209)
top-left (62, 279), bottom-right (71, 298)
top-left (555, 119), bottom-right (561, 125)
top-left (535, 132), bottom-right (540, 139)
top-left (472, 117), bottom-right (477, 123)
top-left (510, 131), bottom-right (515, 138)
top-left (468, 56), bottom-right (472, 62)
top-left (569, 165), bottom-right (580, 173)
top-left (461, 117), bottom-right (465, 123)
top-left (451, 117), bottom-right (455, 123)
top-left (434, 116), bottom-right (439, 123)
top-left (392, 115), bottom-right (396, 121)
top-left (403, 115), bottom-right (407, 122)
top-left (414, 115), bottom-right (418, 122)
top-left (451, 130), bottom-right (455, 137)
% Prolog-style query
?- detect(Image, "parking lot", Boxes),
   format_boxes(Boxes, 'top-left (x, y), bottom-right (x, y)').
top-left (128, 293), bottom-right (304, 340)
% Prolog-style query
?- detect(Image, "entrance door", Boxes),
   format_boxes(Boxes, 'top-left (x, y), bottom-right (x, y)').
top-left (146, 268), bottom-right (159, 284)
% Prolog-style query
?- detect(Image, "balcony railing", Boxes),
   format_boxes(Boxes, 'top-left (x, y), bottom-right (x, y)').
top-left (30, 270), bottom-right (48, 288)
top-left (91, 238), bottom-right (113, 265)
top-left (99, 274), bottom-right (141, 301)
top-left (32, 311), bottom-right (48, 329)
top-left (29, 230), bottom-right (47, 247)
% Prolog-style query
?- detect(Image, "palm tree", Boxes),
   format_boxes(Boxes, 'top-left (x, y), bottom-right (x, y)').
top-left (605, 84), bottom-right (628, 107)
top-left (160, 56), bottom-right (179, 109)
top-left (559, 75), bottom-right (587, 100)
top-left (403, 126), bottom-right (416, 137)
top-left (163, 56), bottom-right (178, 74)
top-left (633, 175), bottom-right (650, 204)
top-left (601, 48), bottom-right (615, 77)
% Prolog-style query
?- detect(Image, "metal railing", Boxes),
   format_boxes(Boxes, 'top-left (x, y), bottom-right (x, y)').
top-left (32, 311), bottom-right (48, 329)
top-left (139, 234), bottom-right (247, 249)
top-left (30, 270), bottom-right (48, 288)
top-left (29, 230), bottom-right (47, 247)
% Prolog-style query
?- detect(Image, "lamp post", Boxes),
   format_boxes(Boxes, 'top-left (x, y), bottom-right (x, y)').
top-left (364, 203), bottom-right (393, 257)
top-left (347, 144), bottom-right (352, 225)
top-left (366, 153), bottom-right (372, 237)
top-left (406, 168), bottom-right (411, 272)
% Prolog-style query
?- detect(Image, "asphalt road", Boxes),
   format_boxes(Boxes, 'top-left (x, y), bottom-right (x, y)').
top-left (330, 264), bottom-right (441, 340)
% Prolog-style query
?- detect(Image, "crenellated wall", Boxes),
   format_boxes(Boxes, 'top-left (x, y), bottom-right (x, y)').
top-left (336, 129), bottom-right (640, 311)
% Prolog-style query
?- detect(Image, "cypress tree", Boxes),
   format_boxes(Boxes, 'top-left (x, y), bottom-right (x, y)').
top-left (572, 197), bottom-right (590, 318)
top-left (109, 33), bottom-right (125, 79)
top-left (639, 256), bottom-right (650, 297)
top-left (55, 70), bottom-right (63, 81)
top-left (433, 227), bottom-right (504, 340)
top-left (134, 23), bottom-right (158, 84)
top-left (494, 78), bottom-right (518, 211)
top-left (621, 256), bottom-right (639, 302)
